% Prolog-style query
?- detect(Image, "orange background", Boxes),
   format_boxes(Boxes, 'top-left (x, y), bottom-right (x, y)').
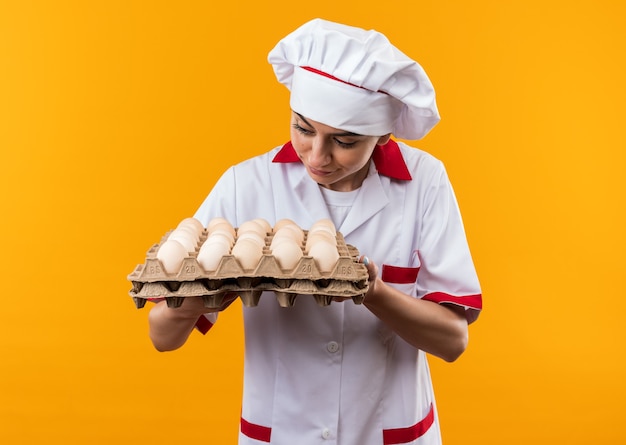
top-left (1, 1), bottom-right (625, 443)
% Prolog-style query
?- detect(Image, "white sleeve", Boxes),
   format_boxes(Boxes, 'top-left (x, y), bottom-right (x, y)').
top-left (417, 163), bottom-right (482, 323)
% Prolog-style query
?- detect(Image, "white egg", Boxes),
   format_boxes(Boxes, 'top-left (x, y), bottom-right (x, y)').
top-left (308, 240), bottom-right (340, 273)
top-left (238, 220), bottom-right (267, 238)
top-left (171, 224), bottom-right (200, 243)
top-left (270, 232), bottom-right (296, 250)
top-left (167, 229), bottom-right (197, 253)
top-left (197, 239), bottom-right (231, 272)
top-left (252, 218), bottom-right (272, 233)
top-left (207, 217), bottom-right (234, 233)
top-left (305, 231), bottom-right (337, 252)
top-left (273, 218), bottom-right (299, 233)
top-left (209, 228), bottom-right (235, 246)
top-left (275, 225), bottom-right (304, 244)
top-left (309, 225), bottom-right (337, 239)
top-left (236, 231), bottom-right (266, 249)
top-left (201, 234), bottom-right (232, 252)
top-left (207, 222), bottom-right (237, 238)
top-left (156, 239), bottom-right (188, 274)
top-left (310, 218), bottom-right (336, 235)
top-left (232, 238), bottom-right (263, 270)
top-left (271, 239), bottom-right (303, 271)
top-left (177, 217), bottom-right (204, 236)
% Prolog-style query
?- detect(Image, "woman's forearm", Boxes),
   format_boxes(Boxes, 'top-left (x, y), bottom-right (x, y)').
top-left (364, 279), bottom-right (469, 362)
top-left (148, 293), bottom-right (239, 351)
top-left (148, 300), bottom-right (204, 351)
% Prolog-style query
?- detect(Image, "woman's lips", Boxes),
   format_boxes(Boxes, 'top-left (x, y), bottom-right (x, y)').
top-left (308, 166), bottom-right (333, 176)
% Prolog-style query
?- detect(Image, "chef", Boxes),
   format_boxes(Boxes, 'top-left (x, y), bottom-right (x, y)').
top-left (148, 18), bottom-right (482, 445)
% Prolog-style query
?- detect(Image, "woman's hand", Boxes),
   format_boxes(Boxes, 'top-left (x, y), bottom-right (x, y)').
top-left (148, 292), bottom-right (238, 352)
top-left (357, 255), bottom-right (469, 362)
top-left (358, 255), bottom-right (380, 302)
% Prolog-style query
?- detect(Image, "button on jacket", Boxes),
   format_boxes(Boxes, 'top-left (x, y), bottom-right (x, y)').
top-left (194, 140), bottom-right (482, 445)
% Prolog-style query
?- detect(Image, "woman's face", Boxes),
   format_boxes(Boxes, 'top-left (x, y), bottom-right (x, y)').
top-left (290, 112), bottom-right (391, 192)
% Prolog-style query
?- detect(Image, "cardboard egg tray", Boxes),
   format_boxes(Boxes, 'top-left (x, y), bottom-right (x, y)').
top-left (128, 229), bottom-right (369, 309)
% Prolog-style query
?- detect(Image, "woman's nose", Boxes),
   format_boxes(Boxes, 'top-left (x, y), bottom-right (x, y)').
top-left (309, 138), bottom-right (331, 167)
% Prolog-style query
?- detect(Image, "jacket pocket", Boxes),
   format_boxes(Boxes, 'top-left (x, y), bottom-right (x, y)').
top-left (382, 402), bottom-right (434, 444)
top-left (381, 264), bottom-right (419, 295)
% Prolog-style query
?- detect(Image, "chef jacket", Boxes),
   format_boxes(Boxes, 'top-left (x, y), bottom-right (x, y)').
top-left (194, 140), bottom-right (482, 445)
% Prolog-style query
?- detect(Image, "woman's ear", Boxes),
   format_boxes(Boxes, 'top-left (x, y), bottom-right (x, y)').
top-left (376, 134), bottom-right (392, 145)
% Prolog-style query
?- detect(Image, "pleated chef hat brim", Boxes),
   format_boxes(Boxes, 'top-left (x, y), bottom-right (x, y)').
top-left (268, 18), bottom-right (440, 140)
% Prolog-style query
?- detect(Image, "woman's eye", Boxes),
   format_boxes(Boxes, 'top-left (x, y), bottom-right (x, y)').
top-left (292, 123), bottom-right (357, 148)
top-left (334, 139), bottom-right (356, 148)
top-left (292, 124), bottom-right (313, 135)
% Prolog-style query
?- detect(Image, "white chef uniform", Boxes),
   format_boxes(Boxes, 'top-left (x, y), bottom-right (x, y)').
top-left (191, 17), bottom-right (482, 445)
top-left (193, 139), bottom-right (482, 444)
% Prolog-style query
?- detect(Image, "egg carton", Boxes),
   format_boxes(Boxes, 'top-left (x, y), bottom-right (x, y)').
top-left (128, 230), bottom-right (369, 309)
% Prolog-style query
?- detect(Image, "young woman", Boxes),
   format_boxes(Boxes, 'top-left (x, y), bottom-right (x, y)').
top-left (148, 18), bottom-right (482, 445)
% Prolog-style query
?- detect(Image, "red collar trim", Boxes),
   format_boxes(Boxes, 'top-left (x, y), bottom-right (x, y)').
top-left (272, 140), bottom-right (412, 181)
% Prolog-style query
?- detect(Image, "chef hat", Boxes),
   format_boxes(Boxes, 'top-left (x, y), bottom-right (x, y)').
top-left (268, 18), bottom-right (440, 140)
